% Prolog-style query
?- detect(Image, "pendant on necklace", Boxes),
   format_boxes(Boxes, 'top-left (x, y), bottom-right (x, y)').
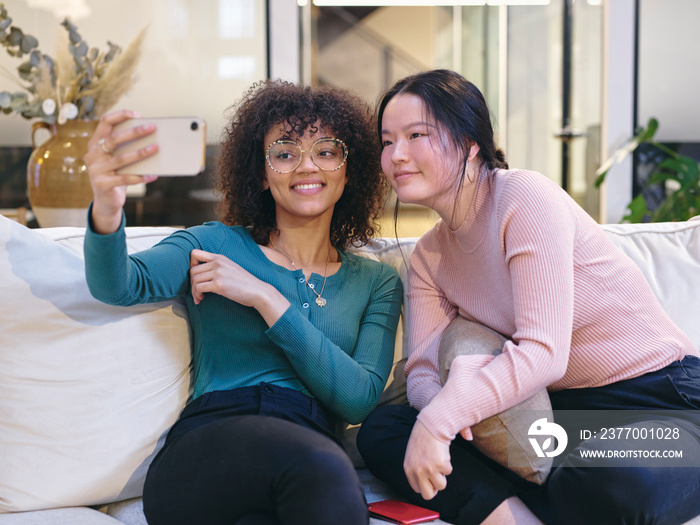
top-left (316, 296), bottom-right (327, 307)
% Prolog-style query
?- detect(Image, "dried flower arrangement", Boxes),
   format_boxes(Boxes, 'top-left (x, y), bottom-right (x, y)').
top-left (0, 2), bottom-right (146, 124)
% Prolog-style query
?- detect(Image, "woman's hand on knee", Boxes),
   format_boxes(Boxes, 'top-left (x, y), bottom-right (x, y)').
top-left (403, 419), bottom-right (452, 500)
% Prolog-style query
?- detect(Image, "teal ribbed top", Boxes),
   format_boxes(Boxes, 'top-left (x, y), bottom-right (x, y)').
top-left (84, 218), bottom-right (402, 424)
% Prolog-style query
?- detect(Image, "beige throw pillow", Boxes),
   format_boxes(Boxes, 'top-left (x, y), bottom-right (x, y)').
top-left (438, 317), bottom-right (552, 485)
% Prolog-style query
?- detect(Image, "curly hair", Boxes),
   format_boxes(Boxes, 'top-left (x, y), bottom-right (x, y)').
top-left (216, 79), bottom-right (388, 249)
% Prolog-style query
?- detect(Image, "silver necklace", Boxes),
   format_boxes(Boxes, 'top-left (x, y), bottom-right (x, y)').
top-left (269, 238), bottom-right (331, 307)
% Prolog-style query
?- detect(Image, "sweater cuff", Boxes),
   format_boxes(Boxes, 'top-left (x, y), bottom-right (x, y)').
top-left (416, 400), bottom-right (457, 444)
top-left (86, 202), bottom-right (126, 236)
top-left (407, 379), bottom-right (442, 412)
top-left (84, 205), bottom-right (127, 256)
top-left (416, 353), bottom-right (496, 443)
top-left (265, 305), bottom-right (302, 346)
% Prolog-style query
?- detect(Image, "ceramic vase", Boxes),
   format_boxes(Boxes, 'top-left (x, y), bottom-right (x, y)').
top-left (26, 119), bottom-right (97, 228)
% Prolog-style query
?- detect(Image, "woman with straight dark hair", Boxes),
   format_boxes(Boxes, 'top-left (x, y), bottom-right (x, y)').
top-left (358, 69), bottom-right (700, 525)
top-left (82, 79), bottom-right (403, 525)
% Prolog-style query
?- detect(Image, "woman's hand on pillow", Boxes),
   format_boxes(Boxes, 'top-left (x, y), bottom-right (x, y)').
top-left (403, 419), bottom-right (452, 501)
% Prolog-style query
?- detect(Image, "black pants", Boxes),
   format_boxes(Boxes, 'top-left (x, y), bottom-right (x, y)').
top-left (143, 383), bottom-right (368, 525)
top-left (358, 357), bottom-right (700, 525)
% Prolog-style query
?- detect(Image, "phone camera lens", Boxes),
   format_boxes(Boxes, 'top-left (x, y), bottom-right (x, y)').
top-left (190, 121), bottom-right (198, 131)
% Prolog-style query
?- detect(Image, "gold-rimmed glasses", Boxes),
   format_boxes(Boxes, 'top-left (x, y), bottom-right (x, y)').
top-left (266, 138), bottom-right (348, 173)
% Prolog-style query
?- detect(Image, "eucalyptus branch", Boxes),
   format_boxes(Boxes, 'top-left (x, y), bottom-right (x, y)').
top-left (0, 62), bottom-right (28, 89)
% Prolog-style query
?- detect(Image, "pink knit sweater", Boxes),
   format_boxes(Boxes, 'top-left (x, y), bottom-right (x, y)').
top-left (406, 167), bottom-right (698, 443)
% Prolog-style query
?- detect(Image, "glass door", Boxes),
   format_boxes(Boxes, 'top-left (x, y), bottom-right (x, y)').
top-left (505, 0), bottom-right (603, 220)
top-left (308, 1), bottom-right (604, 226)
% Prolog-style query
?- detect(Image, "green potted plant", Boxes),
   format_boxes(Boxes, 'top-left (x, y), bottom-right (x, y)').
top-left (595, 117), bottom-right (700, 223)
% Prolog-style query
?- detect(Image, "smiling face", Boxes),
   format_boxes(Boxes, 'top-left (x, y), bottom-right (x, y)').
top-left (380, 93), bottom-right (479, 221)
top-left (263, 123), bottom-right (348, 227)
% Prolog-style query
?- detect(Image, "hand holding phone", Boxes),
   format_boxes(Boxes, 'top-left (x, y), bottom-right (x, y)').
top-left (113, 117), bottom-right (206, 176)
top-left (367, 499), bottom-right (440, 524)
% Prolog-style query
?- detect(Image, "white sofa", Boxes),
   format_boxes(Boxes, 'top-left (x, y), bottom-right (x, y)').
top-left (1, 214), bottom-right (699, 525)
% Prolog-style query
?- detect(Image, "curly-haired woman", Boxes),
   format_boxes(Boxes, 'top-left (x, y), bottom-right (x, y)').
top-left (82, 79), bottom-right (403, 525)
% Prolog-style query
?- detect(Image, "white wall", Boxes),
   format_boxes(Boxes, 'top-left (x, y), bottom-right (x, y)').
top-left (601, 0), bottom-right (700, 223)
top-left (638, 0), bottom-right (700, 142)
top-left (0, 0), bottom-right (268, 146)
top-left (269, 0), bottom-right (299, 83)
top-left (505, 4), bottom-right (562, 187)
top-left (601, 0), bottom-right (636, 224)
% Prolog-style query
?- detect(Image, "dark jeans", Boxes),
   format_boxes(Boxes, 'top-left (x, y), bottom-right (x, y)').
top-left (143, 383), bottom-right (368, 525)
top-left (358, 357), bottom-right (700, 525)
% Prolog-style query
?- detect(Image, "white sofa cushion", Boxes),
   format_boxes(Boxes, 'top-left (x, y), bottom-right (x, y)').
top-left (0, 217), bottom-right (192, 513)
top-left (601, 216), bottom-right (700, 351)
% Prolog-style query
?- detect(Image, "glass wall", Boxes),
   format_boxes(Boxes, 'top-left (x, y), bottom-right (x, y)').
top-left (313, 6), bottom-right (431, 105)
top-left (311, 4), bottom-right (504, 236)
top-left (506, 2), bottom-right (603, 219)
top-left (310, 1), bottom-right (604, 231)
top-left (312, 5), bottom-right (501, 112)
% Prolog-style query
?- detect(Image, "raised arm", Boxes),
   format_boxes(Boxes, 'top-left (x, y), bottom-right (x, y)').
top-left (84, 110), bottom-right (159, 234)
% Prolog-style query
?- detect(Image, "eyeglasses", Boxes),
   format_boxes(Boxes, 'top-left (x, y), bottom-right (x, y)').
top-left (266, 138), bottom-right (348, 173)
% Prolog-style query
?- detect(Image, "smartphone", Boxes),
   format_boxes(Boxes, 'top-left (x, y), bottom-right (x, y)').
top-left (367, 499), bottom-right (440, 524)
top-left (114, 117), bottom-right (206, 176)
